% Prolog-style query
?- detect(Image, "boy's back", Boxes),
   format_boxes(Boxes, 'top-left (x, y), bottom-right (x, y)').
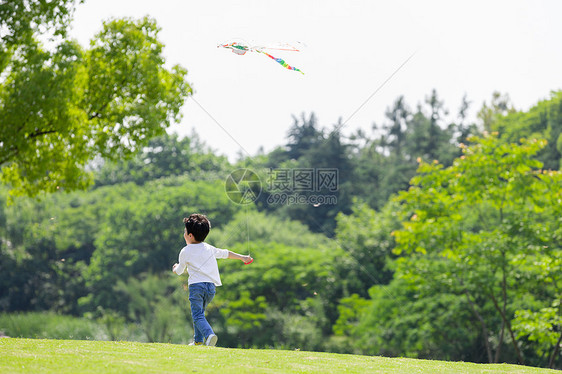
top-left (174, 242), bottom-right (229, 286)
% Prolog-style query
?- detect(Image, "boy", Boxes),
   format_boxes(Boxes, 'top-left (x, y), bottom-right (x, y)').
top-left (172, 213), bottom-right (253, 346)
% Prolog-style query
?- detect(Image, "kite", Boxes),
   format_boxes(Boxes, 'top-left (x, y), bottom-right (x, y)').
top-left (218, 41), bottom-right (305, 74)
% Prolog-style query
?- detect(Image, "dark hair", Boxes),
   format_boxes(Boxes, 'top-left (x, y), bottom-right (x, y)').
top-left (184, 214), bottom-right (211, 242)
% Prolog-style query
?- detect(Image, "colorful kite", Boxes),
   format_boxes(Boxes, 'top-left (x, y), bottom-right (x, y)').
top-left (218, 42), bottom-right (305, 74)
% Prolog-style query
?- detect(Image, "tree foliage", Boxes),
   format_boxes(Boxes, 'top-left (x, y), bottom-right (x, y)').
top-left (491, 91), bottom-right (562, 170)
top-left (0, 1), bottom-right (81, 65)
top-left (0, 11), bottom-right (191, 198)
top-left (334, 200), bottom-right (400, 297)
top-left (390, 134), bottom-right (562, 367)
top-left (94, 132), bottom-right (230, 187)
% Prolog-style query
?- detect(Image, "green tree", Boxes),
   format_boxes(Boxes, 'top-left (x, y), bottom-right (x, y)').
top-left (80, 178), bottom-right (239, 312)
top-left (94, 132), bottom-right (229, 187)
top-left (477, 91), bottom-right (516, 132)
top-left (210, 210), bottom-right (332, 250)
top-left (491, 90), bottom-right (562, 170)
top-left (0, 0), bottom-right (81, 72)
top-left (332, 293), bottom-right (370, 337)
top-left (383, 96), bottom-right (410, 155)
top-left (219, 291), bottom-right (267, 347)
top-left (114, 272), bottom-right (187, 343)
top-left (392, 134), bottom-right (562, 367)
top-left (455, 93), bottom-right (477, 145)
top-left (513, 303), bottom-right (562, 368)
top-left (425, 89), bottom-right (448, 153)
top-left (285, 112), bottom-right (323, 161)
top-left (214, 223), bottom-right (343, 349)
top-left (352, 279), bottom-right (481, 360)
top-left (266, 120), bottom-right (354, 236)
top-left (404, 100), bottom-right (458, 166)
top-left (0, 171), bottom-right (242, 316)
top-left (0, 15), bottom-right (191, 198)
top-left (348, 143), bottom-right (393, 209)
top-left (0, 189), bottom-right (92, 313)
top-left (350, 91), bottom-right (469, 211)
top-left (334, 200), bottom-right (400, 297)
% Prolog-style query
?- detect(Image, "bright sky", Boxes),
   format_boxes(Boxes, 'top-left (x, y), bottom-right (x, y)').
top-left (70, 0), bottom-right (562, 160)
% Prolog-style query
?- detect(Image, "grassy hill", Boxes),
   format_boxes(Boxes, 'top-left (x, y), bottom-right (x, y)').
top-left (0, 338), bottom-right (558, 374)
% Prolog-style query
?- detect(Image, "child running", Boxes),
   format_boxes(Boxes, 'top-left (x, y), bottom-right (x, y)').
top-left (172, 213), bottom-right (253, 346)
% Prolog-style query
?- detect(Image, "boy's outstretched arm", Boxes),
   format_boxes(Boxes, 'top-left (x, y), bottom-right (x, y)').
top-left (228, 251), bottom-right (253, 264)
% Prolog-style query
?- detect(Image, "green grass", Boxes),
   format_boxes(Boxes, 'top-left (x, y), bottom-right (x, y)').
top-left (0, 338), bottom-right (557, 374)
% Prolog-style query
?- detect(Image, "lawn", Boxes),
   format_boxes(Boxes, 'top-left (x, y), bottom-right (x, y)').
top-left (0, 338), bottom-right (558, 373)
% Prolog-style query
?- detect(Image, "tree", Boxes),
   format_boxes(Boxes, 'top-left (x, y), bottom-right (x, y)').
top-left (0, 0), bottom-right (81, 73)
top-left (348, 142), bottom-right (391, 209)
top-left (0, 14), bottom-right (192, 198)
top-left (0, 188), bottom-right (91, 313)
top-left (455, 93), bottom-right (476, 145)
top-left (352, 279), bottom-right (481, 360)
top-left (94, 132), bottom-right (230, 187)
top-left (381, 96), bottom-right (411, 158)
top-left (404, 91), bottom-right (458, 166)
top-left (114, 272), bottom-right (186, 343)
top-left (334, 200), bottom-right (400, 297)
top-left (286, 112), bottom-right (323, 160)
top-left (491, 90), bottom-right (562, 171)
top-left (350, 92), bottom-right (465, 210)
top-left (477, 91), bottom-right (516, 132)
top-left (392, 134), bottom-right (562, 367)
top-left (219, 291), bottom-right (267, 347)
top-left (79, 178), bottom-right (239, 312)
top-left (217, 241), bottom-right (341, 349)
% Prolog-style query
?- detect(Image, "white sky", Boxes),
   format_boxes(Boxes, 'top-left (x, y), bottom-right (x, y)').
top-left (70, 0), bottom-right (562, 160)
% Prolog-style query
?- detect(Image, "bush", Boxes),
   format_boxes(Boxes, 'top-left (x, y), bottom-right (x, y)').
top-left (0, 312), bottom-right (107, 340)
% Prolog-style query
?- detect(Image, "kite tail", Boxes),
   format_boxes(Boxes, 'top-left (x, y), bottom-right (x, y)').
top-left (259, 51), bottom-right (304, 74)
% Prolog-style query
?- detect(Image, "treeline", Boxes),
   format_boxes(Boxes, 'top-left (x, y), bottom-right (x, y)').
top-left (1, 90), bottom-right (561, 368)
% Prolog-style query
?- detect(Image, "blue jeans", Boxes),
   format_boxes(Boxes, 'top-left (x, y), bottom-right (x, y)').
top-left (188, 282), bottom-right (216, 343)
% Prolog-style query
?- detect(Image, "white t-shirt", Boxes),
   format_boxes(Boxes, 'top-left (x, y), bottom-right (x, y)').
top-left (173, 242), bottom-right (229, 286)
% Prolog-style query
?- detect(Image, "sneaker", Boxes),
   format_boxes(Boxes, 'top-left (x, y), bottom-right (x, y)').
top-left (188, 342), bottom-right (203, 346)
top-left (205, 334), bottom-right (218, 346)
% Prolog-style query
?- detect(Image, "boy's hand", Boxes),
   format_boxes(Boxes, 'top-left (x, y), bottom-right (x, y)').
top-left (243, 255), bottom-right (253, 265)
top-left (172, 263), bottom-right (179, 272)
